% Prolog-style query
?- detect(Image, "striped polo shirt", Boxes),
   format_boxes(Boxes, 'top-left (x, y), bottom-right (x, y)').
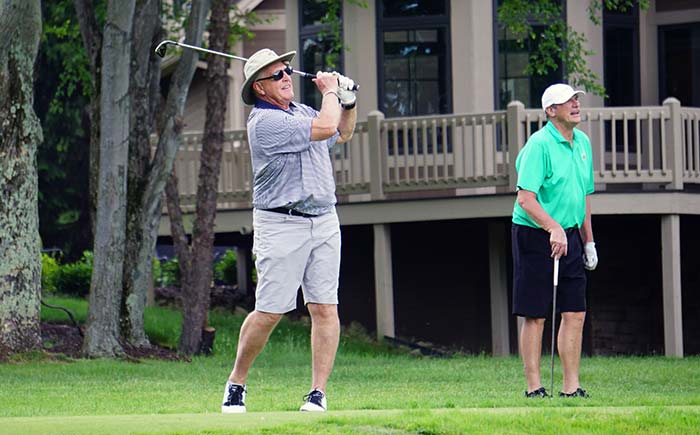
top-left (247, 99), bottom-right (340, 216)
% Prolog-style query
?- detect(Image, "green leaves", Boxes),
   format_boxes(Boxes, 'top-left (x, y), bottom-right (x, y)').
top-left (497, 0), bottom-right (648, 97)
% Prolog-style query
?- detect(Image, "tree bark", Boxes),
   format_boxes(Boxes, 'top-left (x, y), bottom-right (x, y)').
top-left (135, 0), bottom-right (211, 355)
top-left (170, 0), bottom-right (231, 355)
top-left (121, 0), bottom-right (162, 348)
top-left (0, 0), bottom-right (43, 359)
top-left (82, 0), bottom-right (136, 358)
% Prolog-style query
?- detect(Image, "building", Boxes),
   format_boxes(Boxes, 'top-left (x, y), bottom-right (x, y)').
top-left (159, 0), bottom-right (700, 356)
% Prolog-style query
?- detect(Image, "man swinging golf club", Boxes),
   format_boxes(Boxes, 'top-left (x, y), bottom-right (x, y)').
top-left (221, 48), bottom-right (357, 413)
top-left (511, 83), bottom-right (598, 398)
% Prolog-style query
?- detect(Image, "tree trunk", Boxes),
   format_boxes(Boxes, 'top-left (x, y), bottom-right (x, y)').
top-left (82, 0), bottom-right (136, 358)
top-left (121, 0), bottom-right (162, 348)
top-left (172, 0), bottom-right (231, 355)
top-left (136, 0), bottom-right (211, 354)
top-left (0, 0), bottom-right (43, 359)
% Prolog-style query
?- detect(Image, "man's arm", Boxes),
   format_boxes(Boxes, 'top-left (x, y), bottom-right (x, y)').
top-left (336, 106), bottom-right (357, 144)
top-left (310, 72), bottom-right (342, 141)
top-left (580, 195), bottom-right (594, 244)
top-left (311, 90), bottom-right (342, 141)
top-left (517, 189), bottom-right (568, 258)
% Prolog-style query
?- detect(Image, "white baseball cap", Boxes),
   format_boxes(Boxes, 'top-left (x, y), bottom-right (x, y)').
top-left (541, 83), bottom-right (585, 110)
top-left (241, 48), bottom-right (296, 106)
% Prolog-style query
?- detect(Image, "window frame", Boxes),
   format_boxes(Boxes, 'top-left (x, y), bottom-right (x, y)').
top-left (492, 0), bottom-right (566, 110)
top-left (298, 0), bottom-right (345, 108)
top-left (376, 0), bottom-right (453, 117)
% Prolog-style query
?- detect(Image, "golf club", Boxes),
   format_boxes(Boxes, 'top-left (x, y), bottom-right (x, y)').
top-left (154, 40), bottom-right (359, 91)
top-left (550, 256), bottom-right (560, 397)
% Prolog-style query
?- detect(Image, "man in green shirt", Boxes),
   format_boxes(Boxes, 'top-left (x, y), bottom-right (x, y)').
top-left (512, 83), bottom-right (598, 398)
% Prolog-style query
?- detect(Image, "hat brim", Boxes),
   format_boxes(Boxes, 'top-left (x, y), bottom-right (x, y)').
top-left (546, 90), bottom-right (586, 109)
top-left (241, 51), bottom-right (297, 106)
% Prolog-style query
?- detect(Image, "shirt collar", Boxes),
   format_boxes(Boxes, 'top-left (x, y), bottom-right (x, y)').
top-left (254, 99), bottom-right (297, 112)
top-left (545, 120), bottom-right (577, 145)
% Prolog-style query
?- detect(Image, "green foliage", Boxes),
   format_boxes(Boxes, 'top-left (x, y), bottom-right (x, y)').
top-left (213, 249), bottom-right (237, 285)
top-left (53, 251), bottom-right (93, 297)
top-left (497, 0), bottom-right (649, 97)
top-left (156, 258), bottom-right (181, 287)
top-left (314, 0), bottom-right (368, 70)
top-left (36, 0), bottom-right (97, 261)
top-left (227, 6), bottom-right (269, 49)
top-left (41, 253), bottom-right (61, 293)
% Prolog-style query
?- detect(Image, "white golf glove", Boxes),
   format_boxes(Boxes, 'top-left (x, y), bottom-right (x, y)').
top-left (583, 242), bottom-right (598, 270)
top-left (336, 74), bottom-right (356, 108)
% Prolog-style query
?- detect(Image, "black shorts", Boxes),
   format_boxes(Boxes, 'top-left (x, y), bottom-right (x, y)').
top-left (512, 223), bottom-right (587, 318)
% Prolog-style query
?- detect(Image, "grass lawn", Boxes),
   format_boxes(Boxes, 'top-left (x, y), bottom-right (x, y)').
top-left (1, 296), bottom-right (699, 434)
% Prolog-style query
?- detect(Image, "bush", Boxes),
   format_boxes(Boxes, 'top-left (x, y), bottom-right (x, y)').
top-left (214, 249), bottom-right (237, 285)
top-left (158, 257), bottom-right (180, 287)
top-left (53, 251), bottom-right (93, 297)
top-left (41, 253), bottom-right (60, 293)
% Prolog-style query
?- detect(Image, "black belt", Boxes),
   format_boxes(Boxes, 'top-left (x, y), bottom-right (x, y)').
top-left (262, 207), bottom-right (317, 218)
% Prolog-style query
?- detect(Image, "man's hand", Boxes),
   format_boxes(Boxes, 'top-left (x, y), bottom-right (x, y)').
top-left (336, 74), bottom-right (356, 108)
top-left (583, 242), bottom-right (598, 270)
top-left (549, 226), bottom-right (568, 259)
top-left (314, 71), bottom-right (339, 95)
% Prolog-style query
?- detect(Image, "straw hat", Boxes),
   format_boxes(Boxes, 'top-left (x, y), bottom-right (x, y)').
top-left (241, 48), bottom-right (296, 106)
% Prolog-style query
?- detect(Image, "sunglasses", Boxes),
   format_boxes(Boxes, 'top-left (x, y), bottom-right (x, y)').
top-left (255, 65), bottom-right (293, 82)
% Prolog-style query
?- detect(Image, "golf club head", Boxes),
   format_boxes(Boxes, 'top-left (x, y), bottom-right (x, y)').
top-left (155, 40), bottom-right (174, 58)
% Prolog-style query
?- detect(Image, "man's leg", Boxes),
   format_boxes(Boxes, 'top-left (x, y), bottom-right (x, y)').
top-left (558, 311), bottom-right (586, 393)
top-left (229, 310), bottom-right (283, 384)
top-left (520, 317), bottom-right (546, 393)
top-left (306, 303), bottom-right (340, 392)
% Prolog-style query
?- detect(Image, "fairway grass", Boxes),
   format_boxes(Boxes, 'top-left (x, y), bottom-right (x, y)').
top-left (3, 406), bottom-right (700, 435)
top-left (3, 296), bottom-right (699, 434)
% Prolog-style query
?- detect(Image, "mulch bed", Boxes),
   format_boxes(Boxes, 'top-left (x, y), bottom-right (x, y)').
top-left (40, 322), bottom-right (187, 362)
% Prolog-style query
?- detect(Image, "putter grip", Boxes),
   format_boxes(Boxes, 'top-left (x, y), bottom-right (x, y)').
top-left (553, 258), bottom-right (560, 286)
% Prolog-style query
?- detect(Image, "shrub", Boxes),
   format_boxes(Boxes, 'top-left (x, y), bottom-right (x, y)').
top-left (159, 257), bottom-right (180, 287)
top-left (152, 257), bottom-right (162, 287)
top-left (53, 251), bottom-right (93, 297)
top-left (41, 253), bottom-right (60, 293)
top-left (214, 249), bottom-right (237, 285)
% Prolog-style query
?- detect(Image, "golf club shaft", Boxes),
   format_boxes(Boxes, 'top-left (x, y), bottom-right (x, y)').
top-left (155, 40), bottom-right (315, 79)
top-left (550, 257), bottom-right (560, 396)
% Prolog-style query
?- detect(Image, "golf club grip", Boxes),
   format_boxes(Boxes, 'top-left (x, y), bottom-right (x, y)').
top-left (295, 71), bottom-right (360, 91)
top-left (553, 257), bottom-right (560, 286)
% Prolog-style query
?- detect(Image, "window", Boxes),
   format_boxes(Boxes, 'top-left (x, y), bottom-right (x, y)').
top-left (603, 6), bottom-right (640, 106)
top-left (604, 7), bottom-right (640, 152)
top-left (493, 1), bottom-right (564, 110)
top-left (659, 23), bottom-right (700, 107)
top-left (377, 0), bottom-right (451, 117)
top-left (299, 0), bottom-right (344, 108)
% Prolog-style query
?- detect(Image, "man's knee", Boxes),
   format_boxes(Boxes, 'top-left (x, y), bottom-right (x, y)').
top-left (307, 303), bottom-right (338, 322)
top-left (561, 311), bottom-right (586, 323)
top-left (251, 310), bottom-right (283, 328)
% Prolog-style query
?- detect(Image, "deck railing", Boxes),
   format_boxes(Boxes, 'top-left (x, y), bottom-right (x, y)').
top-left (170, 98), bottom-right (699, 210)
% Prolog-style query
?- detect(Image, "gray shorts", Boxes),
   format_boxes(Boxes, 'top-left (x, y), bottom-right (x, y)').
top-left (252, 208), bottom-right (341, 313)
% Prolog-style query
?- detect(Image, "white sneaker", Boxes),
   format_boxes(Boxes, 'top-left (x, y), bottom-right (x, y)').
top-left (221, 382), bottom-right (246, 413)
top-left (299, 389), bottom-right (327, 412)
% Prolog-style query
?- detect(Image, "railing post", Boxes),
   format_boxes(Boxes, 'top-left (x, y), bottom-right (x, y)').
top-left (664, 97), bottom-right (684, 190)
top-left (368, 110), bottom-right (385, 200)
top-left (506, 101), bottom-right (525, 192)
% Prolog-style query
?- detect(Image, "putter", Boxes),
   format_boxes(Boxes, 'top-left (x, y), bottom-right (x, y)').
top-left (550, 256), bottom-right (560, 397)
top-left (154, 40), bottom-right (359, 91)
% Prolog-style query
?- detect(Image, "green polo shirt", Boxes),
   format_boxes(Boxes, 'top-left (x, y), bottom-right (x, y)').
top-left (512, 121), bottom-right (594, 229)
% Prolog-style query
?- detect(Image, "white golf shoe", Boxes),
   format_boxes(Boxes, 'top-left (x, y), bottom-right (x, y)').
top-left (299, 389), bottom-right (327, 412)
top-left (221, 382), bottom-right (247, 413)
